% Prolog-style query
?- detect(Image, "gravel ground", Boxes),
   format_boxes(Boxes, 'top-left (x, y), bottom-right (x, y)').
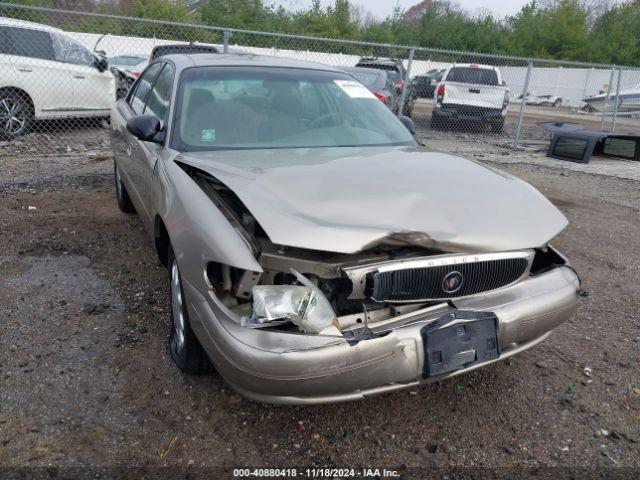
top-left (1, 124), bottom-right (639, 479)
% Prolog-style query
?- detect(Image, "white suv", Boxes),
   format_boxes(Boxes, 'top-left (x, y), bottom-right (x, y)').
top-left (0, 17), bottom-right (115, 138)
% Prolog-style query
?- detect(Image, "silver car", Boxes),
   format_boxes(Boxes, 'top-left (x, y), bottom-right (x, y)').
top-left (110, 54), bottom-right (581, 404)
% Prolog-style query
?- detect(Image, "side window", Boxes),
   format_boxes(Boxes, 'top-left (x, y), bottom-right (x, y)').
top-left (602, 137), bottom-right (637, 160)
top-left (143, 64), bottom-right (174, 129)
top-left (129, 63), bottom-right (163, 115)
top-left (552, 137), bottom-right (589, 161)
top-left (4, 27), bottom-right (55, 61)
top-left (52, 33), bottom-right (94, 66)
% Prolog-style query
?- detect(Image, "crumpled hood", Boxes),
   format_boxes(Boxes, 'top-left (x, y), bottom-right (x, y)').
top-left (177, 146), bottom-right (568, 254)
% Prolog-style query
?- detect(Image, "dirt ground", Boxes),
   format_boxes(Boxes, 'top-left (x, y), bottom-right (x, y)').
top-left (1, 123), bottom-right (639, 479)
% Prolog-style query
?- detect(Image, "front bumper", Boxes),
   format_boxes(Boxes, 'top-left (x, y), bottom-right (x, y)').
top-left (184, 266), bottom-right (580, 404)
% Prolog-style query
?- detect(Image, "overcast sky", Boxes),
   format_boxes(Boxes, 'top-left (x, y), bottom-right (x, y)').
top-left (275, 0), bottom-right (536, 19)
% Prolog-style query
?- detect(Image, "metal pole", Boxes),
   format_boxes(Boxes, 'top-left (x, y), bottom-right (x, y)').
top-left (611, 67), bottom-right (623, 132)
top-left (553, 66), bottom-right (562, 96)
top-left (397, 47), bottom-right (415, 118)
top-left (514, 60), bottom-right (533, 149)
top-left (223, 29), bottom-right (230, 53)
top-left (599, 68), bottom-right (616, 130)
top-left (581, 67), bottom-right (593, 104)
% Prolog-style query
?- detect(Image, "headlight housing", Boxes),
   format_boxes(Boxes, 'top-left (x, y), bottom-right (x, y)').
top-left (243, 269), bottom-right (341, 336)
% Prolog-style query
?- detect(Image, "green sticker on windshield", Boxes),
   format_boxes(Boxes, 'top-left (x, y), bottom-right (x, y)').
top-left (201, 129), bottom-right (216, 142)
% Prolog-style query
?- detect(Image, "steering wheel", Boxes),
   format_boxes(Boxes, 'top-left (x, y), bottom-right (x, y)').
top-left (310, 112), bottom-right (345, 128)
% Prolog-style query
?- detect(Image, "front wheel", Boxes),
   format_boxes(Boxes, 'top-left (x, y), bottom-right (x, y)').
top-left (114, 163), bottom-right (136, 214)
top-left (0, 91), bottom-right (33, 139)
top-left (168, 247), bottom-right (214, 375)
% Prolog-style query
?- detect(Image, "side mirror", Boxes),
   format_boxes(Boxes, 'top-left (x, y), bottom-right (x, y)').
top-left (95, 56), bottom-right (109, 72)
top-left (502, 80), bottom-right (507, 86)
top-left (399, 115), bottom-right (416, 135)
top-left (127, 115), bottom-right (162, 143)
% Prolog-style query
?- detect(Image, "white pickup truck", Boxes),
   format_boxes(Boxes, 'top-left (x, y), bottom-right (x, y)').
top-left (431, 64), bottom-right (510, 133)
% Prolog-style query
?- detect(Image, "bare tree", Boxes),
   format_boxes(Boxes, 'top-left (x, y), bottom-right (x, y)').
top-left (350, 2), bottom-right (375, 27)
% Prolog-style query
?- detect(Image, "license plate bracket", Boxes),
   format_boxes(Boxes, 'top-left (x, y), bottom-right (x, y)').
top-left (421, 310), bottom-right (500, 378)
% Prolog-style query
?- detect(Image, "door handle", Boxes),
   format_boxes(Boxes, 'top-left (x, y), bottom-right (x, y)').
top-left (74, 75), bottom-right (85, 79)
top-left (17, 68), bottom-right (32, 73)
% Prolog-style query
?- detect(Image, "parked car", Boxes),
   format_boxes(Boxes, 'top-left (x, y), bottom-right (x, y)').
top-left (355, 57), bottom-right (415, 116)
top-left (0, 17), bottom-right (115, 138)
top-left (111, 53), bottom-right (581, 404)
top-left (341, 66), bottom-right (398, 113)
top-left (412, 69), bottom-right (445, 98)
top-left (431, 63), bottom-right (510, 133)
top-left (517, 92), bottom-right (565, 108)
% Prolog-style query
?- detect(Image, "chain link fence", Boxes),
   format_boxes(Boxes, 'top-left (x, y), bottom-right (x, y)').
top-left (1, 2), bottom-right (640, 148)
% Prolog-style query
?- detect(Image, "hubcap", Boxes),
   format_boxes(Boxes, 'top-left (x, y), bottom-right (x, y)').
top-left (170, 261), bottom-right (185, 356)
top-left (0, 97), bottom-right (26, 135)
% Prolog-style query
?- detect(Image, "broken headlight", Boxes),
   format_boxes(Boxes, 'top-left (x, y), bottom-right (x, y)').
top-left (243, 269), bottom-right (341, 336)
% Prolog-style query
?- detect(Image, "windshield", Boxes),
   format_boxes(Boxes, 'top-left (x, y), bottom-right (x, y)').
top-left (171, 66), bottom-right (416, 151)
top-left (446, 67), bottom-right (499, 86)
top-left (344, 69), bottom-right (384, 90)
top-left (111, 55), bottom-right (146, 66)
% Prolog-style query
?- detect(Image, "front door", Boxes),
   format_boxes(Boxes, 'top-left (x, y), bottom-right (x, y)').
top-left (51, 32), bottom-right (114, 113)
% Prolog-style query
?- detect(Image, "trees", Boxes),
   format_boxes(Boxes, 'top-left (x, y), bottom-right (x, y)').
top-left (587, 1), bottom-right (640, 65)
top-left (4, 0), bottom-right (640, 65)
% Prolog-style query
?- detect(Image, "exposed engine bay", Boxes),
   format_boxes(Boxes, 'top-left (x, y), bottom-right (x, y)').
top-left (186, 165), bottom-right (566, 338)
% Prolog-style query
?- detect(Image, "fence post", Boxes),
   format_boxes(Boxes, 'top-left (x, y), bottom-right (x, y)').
top-left (611, 67), bottom-right (623, 132)
top-left (397, 47), bottom-right (415, 119)
top-left (223, 29), bottom-right (230, 53)
top-left (581, 67), bottom-right (593, 103)
top-left (599, 68), bottom-right (616, 130)
top-left (513, 60), bottom-right (533, 149)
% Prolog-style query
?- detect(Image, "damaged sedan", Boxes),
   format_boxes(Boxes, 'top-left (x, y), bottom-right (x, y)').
top-left (110, 53), bottom-right (582, 404)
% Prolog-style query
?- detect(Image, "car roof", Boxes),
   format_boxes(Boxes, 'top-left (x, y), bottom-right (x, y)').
top-left (342, 66), bottom-right (385, 75)
top-left (0, 16), bottom-right (62, 34)
top-left (160, 53), bottom-right (344, 73)
top-left (358, 57), bottom-right (400, 64)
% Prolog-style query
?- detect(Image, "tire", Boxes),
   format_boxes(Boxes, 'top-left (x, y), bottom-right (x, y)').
top-left (430, 113), bottom-right (443, 130)
top-left (491, 120), bottom-right (505, 134)
top-left (114, 163), bottom-right (136, 214)
top-left (168, 246), bottom-right (214, 375)
top-left (403, 98), bottom-right (415, 117)
top-left (553, 98), bottom-right (562, 108)
top-left (0, 90), bottom-right (33, 139)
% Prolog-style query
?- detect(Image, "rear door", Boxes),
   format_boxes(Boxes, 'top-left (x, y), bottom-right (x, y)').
top-left (443, 67), bottom-right (505, 109)
top-left (135, 62), bottom-right (174, 220)
top-left (4, 26), bottom-right (73, 117)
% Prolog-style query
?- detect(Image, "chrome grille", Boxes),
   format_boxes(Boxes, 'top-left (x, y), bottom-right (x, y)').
top-left (371, 254), bottom-right (530, 302)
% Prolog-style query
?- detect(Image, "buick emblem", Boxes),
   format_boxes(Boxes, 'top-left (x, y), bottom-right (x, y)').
top-left (442, 271), bottom-right (464, 294)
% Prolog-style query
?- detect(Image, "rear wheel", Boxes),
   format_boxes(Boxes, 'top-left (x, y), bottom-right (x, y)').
top-left (430, 112), bottom-right (444, 130)
top-left (491, 120), bottom-right (505, 134)
top-left (0, 91), bottom-right (32, 139)
top-left (168, 246), bottom-right (214, 375)
top-left (402, 97), bottom-right (415, 117)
